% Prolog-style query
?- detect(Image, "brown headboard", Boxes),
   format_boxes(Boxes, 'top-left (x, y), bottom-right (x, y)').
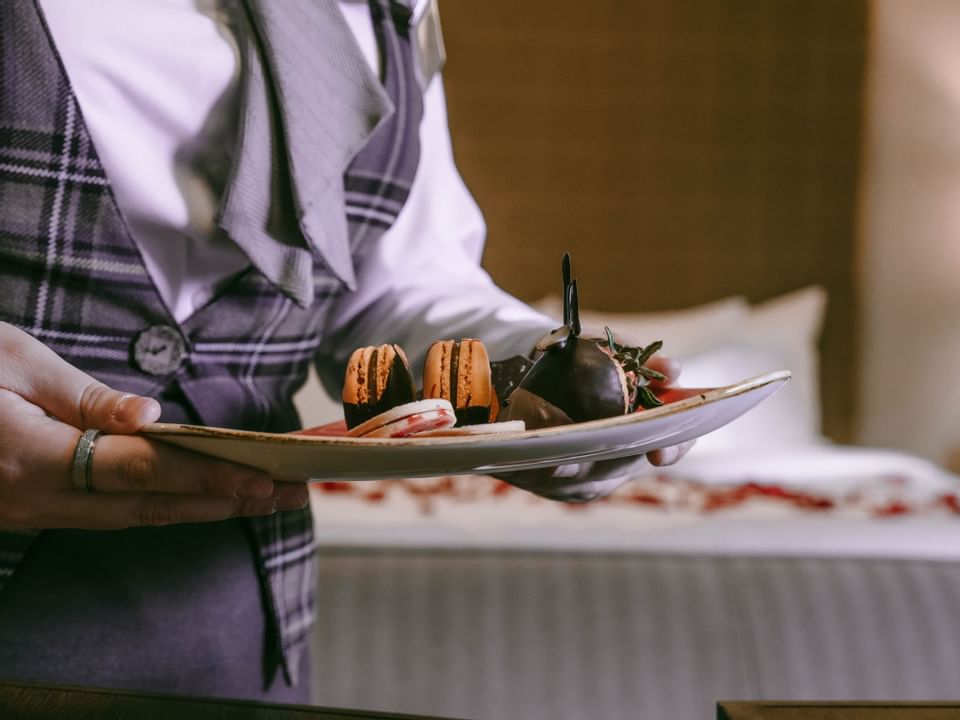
top-left (441, 0), bottom-right (868, 442)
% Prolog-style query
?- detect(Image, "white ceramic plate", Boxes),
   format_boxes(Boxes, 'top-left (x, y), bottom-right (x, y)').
top-left (141, 370), bottom-right (790, 480)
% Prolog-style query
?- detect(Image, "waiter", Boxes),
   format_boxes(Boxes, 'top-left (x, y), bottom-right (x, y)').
top-left (0, 0), bottom-right (690, 703)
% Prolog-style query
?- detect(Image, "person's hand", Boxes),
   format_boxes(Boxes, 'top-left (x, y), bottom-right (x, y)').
top-left (496, 354), bottom-right (694, 502)
top-left (0, 322), bottom-right (307, 531)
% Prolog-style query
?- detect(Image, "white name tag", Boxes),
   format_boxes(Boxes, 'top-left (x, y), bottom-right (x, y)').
top-left (412, 0), bottom-right (446, 91)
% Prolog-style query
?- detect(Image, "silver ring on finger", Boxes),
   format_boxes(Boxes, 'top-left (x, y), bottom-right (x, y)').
top-left (71, 429), bottom-right (103, 493)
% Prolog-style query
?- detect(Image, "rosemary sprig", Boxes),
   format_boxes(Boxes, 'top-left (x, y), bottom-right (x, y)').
top-left (635, 386), bottom-right (662, 409)
top-left (603, 326), bottom-right (665, 409)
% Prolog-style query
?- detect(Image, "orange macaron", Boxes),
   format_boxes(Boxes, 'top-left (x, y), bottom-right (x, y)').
top-left (341, 344), bottom-right (417, 430)
top-left (422, 338), bottom-right (496, 426)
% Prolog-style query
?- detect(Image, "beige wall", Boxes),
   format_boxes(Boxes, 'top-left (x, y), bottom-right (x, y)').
top-left (859, 0), bottom-right (960, 464)
top-left (443, 1), bottom-right (866, 442)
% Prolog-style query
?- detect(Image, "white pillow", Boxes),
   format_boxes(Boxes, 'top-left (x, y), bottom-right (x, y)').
top-left (531, 295), bottom-right (751, 357)
top-left (680, 286), bottom-right (826, 452)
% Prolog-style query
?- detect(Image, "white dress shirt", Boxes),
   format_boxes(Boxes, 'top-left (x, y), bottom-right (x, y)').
top-left (40, 0), bottom-right (553, 387)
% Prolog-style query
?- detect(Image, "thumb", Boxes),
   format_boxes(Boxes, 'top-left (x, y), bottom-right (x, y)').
top-left (70, 383), bottom-right (162, 433)
top-left (1, 322), bottom-right (161, 433)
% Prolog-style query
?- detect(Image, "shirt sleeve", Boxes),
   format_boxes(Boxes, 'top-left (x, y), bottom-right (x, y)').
top-left (315, 76), bottom-right (556, 395)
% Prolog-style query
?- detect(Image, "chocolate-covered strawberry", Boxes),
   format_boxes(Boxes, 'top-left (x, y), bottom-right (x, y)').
top-left (503, 253), bottom-right (664, 429)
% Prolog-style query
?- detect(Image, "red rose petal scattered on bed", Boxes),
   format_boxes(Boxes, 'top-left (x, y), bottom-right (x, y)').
top-left (311, 476), bottom-right (960, 518)
top-left (939, 495), bottom-right (960, 514)
top-left (316, 481), bottom-right (353, 493)
top-left (873, 500), bottom-right (911, 517)
top-left (299, 451), bottom-right (960, 519)
top-left (626, 492), bottom-right (665, 507)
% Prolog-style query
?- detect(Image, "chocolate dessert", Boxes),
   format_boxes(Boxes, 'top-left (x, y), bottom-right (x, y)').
top-left (503, 253), bottom-right (665, 429)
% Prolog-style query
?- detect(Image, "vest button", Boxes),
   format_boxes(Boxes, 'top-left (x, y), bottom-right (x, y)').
top-left (132, 325), bottom-right (187, 376)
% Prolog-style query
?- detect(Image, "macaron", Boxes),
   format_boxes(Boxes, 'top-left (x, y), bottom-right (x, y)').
top-left (346, 399), bottom-right (457, 438)
top-left (422, 338), bottom-right (495, 425)
top-left (342, 344), bottom-right (417, 429)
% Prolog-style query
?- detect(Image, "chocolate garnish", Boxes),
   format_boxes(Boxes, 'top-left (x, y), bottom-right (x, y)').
top-left (490, 355), bottom-right (536, 407)
top-left (568, 279), bottom-right (581, 337)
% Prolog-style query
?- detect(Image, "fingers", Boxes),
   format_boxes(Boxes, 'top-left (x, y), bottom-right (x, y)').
top-left (537, 475), bottom-right (630, 503)
top-left (90, 435), bottom-right (275, 499)
top-left (88, 437), bottom-right (309, 511)
top-left (75, 385), bottom-right (162, 433)
top-left (647, 439), bottom-right (696, 467)
top-left (274, 482), bottom-right (310, 511)
top-left (498, 441), bottom-right (695, 505)
top-left (46, 491), bottom-right (279, 530)
top-left (496, 462), bottom-right (632, 502)
top-left (19, 470), bottom-right (309, 532)
top-left (3, 482), bottom-right (310, 531)
top-left (1, 322), bottom-right (160, 432)
top-left (549, 456), bottom-right (646, 501)
top-left (36, 459), bottom-right (308, 530)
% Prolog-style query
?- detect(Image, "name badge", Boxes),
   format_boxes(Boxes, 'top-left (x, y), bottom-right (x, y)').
top-left (412, 0), bottom-right (446, 91)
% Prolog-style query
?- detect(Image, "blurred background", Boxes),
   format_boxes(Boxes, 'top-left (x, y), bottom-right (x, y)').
top-left (304, 3), bottom-right (960, 718)
top-left (439, 0), bottom-right (960, 468)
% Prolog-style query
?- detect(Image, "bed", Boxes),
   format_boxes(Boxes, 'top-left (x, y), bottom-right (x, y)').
top-left (302, 2), bottom-right (960, 718)
top-left (306, 445), bottom-right (960, 719)
top-left (305, 371), bottom-right (960, 719)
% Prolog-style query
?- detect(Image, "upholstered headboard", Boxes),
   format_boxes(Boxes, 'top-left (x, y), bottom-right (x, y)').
top-left (441, 1), bottom-right (869, 442)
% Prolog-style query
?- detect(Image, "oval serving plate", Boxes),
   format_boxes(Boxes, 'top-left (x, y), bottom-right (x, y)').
top-left (141, 370), bottom-right (790, 481)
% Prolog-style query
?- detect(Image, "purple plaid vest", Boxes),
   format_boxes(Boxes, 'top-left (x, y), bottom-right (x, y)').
top-left (0, 0), bottom-right (422, 686)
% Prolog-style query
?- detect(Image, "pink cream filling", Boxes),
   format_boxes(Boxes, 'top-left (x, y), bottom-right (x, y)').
top-left (370, 409), bottom-right (456, 438)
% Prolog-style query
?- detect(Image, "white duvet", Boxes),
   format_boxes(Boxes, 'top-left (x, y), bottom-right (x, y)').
top-left (309, 443), bottom-right (960, 558)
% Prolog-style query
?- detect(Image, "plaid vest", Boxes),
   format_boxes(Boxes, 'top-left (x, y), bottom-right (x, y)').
top-left (0, 0), bottom-right (422, 684)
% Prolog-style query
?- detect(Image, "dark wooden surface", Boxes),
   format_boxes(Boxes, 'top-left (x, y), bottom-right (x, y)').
top-left (718, 702), bottom-right (960, 720)
top-left (0, 683), bottom-right (465, 720)
top-left (441, 0), bottom-right (868, 442)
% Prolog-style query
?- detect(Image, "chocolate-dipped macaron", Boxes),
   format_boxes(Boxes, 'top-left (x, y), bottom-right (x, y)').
top-left (422, 338), bottom-right (495, 425)
top-left (342, 344), bottom-right (417, 429)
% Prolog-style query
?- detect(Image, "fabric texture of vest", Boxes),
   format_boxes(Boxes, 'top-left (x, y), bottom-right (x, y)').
top-left (0, 0), bottom-right (423, 685)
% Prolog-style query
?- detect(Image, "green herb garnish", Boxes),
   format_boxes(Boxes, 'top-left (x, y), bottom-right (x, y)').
top-left (603, 326), bottom-right (665, 409)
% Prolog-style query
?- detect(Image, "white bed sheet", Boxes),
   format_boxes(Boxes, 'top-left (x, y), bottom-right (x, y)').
top-left (309, 443), bottom-right (960, 558)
